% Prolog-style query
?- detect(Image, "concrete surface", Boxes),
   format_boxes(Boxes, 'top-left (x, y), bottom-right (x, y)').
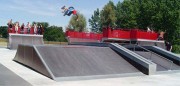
top-left (0, 63), bottom-right (32, 86)
top-left (0, 47), bottom-right (180, 86)
top-left (110, 43), bottom-right (156, 75)
top-left (134, 51), bottom-right (180, 71)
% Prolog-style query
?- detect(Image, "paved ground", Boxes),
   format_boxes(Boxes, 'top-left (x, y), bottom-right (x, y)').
top-left (0, 47), bottom-right (180, 86)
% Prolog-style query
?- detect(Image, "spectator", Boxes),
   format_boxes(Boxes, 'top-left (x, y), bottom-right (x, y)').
top-left (20, 23), bottom-right (24, 34)
top-left (40, 24), bottom-right (43, 35)
top-left (33, 23), bottom-right (37, 34)
top-left (165, 41), bottom-right (172, 52)
top-left (147, 27), bottom-right (151, 32)
top-left (15, 22), bottom-right (19, 33)
top-left (26, 22), bottom-right (31, 34)
top-left (7, 19), bottom-right (13, 33)
top-left (37, 25), bottom-right (41, 35)
top-left (157, 31), bottom-right (165, 40)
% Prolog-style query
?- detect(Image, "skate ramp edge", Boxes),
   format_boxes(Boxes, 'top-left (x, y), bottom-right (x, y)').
top-left (144, 46), bottom-right (180, 65)
top-left (109, 43), bottom-right (157, 75)
top-left (13, 44), bottom-right (55, 80)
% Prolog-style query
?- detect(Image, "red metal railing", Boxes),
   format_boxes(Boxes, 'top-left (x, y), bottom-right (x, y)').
top-left (130, 29), bottom-right (158, 40)
top-left (65, 31), bottom-right (103, 40)
top-left (66, 28), bottom-right (158, 41)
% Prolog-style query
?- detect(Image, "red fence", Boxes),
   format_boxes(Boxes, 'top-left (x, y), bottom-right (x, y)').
top-left (130, 29), bottom-right (158, 40)
top-left (65, 31), bottom-right (103, 40)
top-left (66, 28), bottom-right (158, 41)
top-left (103, 28), bottom-right (131, 39)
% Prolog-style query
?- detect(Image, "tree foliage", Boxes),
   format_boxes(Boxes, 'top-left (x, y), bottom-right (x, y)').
top-left (68, 13), bottom-right (87, 32)
top-left (44, 26), bottom-right (66, 42)
top-left (0, 26), bottom-right (8, 38)
top-left (89, 0), bottom-right (180, 45)
top-left (88, 8), bottom-right (102, 32)
top-left (100, 1), bottom-right (117, 28)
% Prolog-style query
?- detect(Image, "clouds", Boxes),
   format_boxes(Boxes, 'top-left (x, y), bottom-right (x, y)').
top-left (6, 0), bottom-right (58, 17)
top-left (0, 0), bottom-right (123, 27)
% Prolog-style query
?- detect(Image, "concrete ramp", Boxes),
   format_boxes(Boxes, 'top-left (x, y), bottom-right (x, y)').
top-left (109, 43), bottom-right (157, 75)
top-left (14, 44), bottom-right (143, 81)
top-left (123, 44), bottom-right (180, 71)
top-left (144, 46), bottom-right (180, 66)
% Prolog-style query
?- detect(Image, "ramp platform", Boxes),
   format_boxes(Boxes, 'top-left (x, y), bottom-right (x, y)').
top-left (8, 33), bottom-right (44, 49)
top-left (14, 44), bottom-right (143, 81)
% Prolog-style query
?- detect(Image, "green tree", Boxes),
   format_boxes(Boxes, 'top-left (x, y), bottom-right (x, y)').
top-left (116, 0), bottom-right (139, 28)
top-left (44, 26), bottom-right (66, 42)
top-left (68, 13), bottom-right (87, 32)
top-left (100, 1), bottom-right (117, 28)
top-left (0, 26), bottom-right (8, 38)
top-left (88, 8), bottom-right (102, 32)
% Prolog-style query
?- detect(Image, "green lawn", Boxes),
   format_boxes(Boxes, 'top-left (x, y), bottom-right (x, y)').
top-left (0, 38), bottom-right (7, 47)
top-left (0, 38), bottom-right (68, 47)
top-left (0, 38), bottom-right (7, 42)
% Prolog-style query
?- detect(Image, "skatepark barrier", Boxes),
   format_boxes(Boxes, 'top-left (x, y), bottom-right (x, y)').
top-left (109, 43), bottom-right (157, 75)
top-left (8, 34), bottom-right (44, 49)
top-left (144, 46), bottom-right (180, 66)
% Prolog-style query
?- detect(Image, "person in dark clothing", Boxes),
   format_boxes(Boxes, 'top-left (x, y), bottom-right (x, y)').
top-left (165, 41), bottom-right (172, 52)
top-left (7, 19), bottom-right (13, 33)
top-left (20, 23), bottom-right (24, 34)
top-left (37, 25), bottom-right (41, 35)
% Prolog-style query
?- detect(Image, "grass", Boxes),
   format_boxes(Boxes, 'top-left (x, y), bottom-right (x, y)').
top-left (0, 38), bottom-right (7, 42)
top-left (44, 41), bottom-right (68, 45)
top-left (0, 38), bottom-right (7, 47)
top-left (0, 38), bottom-right (68, 46)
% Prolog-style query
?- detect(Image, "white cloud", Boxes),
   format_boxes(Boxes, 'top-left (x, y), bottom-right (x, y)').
top-left (7, 0), bottom-right (58, 17)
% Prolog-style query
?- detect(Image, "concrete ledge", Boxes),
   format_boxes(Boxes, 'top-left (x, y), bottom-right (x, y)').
top-left (109, 43), bottom-right (157, 75)
top-left (144, 46), bottom-right (180, 66)
top-left (54, 72), bottom-right (144, 81)
top-left (8, 34), bottom-right (44, 49)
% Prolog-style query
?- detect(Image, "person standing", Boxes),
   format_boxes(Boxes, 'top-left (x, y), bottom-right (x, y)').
top-left (26, 22), bottom-right (31, 34)
top-left (20, 23), bottom-right (24, 34)
top-left (15, 22), bottom-right (19, 34)
top-left (37, 25), bottom-right (41, 35)
top-left (165, 41), bottom-right (172, 52)
top-left (33, 23), bottom-right (37, 34)
top-left (7, 19), bottom-right (13, 33)
top-left (40, 24), bottom-right (43, 35)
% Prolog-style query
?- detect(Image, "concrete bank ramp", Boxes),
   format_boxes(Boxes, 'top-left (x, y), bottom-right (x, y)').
top-left (109, 43), bottom-right (157, 75)
top-left (144, 46), bottom-right (180, 66)
top-left (14, 44), bottom-right (143, 81)
top-left (123, 44), bottom-right (180, 71)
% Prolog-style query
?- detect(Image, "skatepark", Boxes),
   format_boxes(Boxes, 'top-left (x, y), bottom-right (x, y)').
top-left (1, 27), bottom-right (180, 86)
top-left (0, 0), bottom-right (180, 85)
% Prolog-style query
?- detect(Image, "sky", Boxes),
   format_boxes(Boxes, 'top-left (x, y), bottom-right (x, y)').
top-left (0, 0), bottom-right (123, 31)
